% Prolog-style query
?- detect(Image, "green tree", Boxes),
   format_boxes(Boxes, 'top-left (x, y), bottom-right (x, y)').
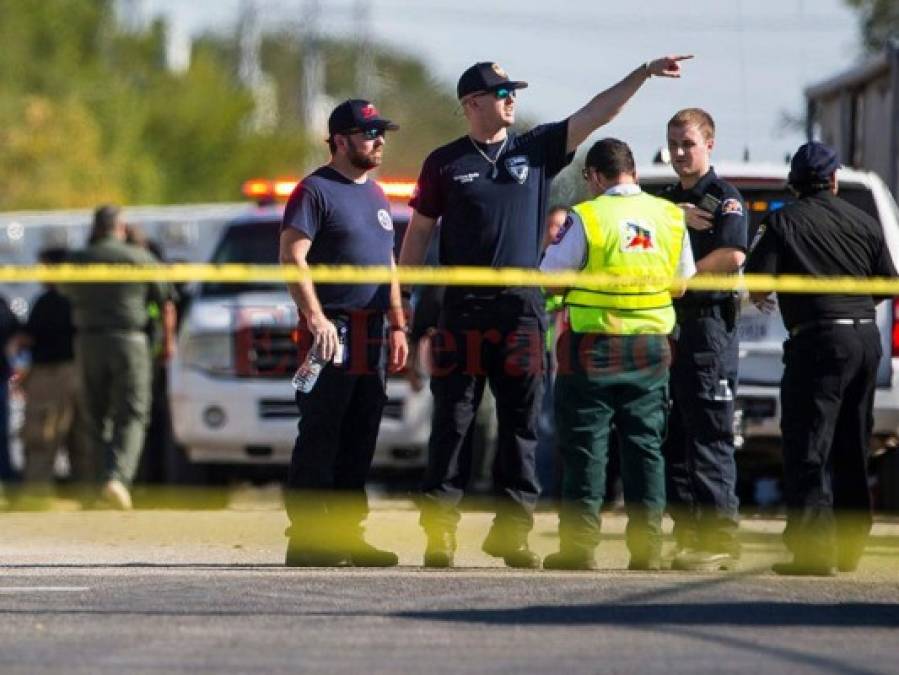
top-left (0, 2), bottom-right (467, 208)
top-left (845, 0), bottom-right (899, 54)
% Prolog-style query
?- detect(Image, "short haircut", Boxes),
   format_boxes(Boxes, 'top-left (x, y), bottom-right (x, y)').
top-left (668, 108), bottom-right (716, 140)
top-left (584, 138), bottom-right (636, 180)
top-left (547, 204), bottom-right (569, 215)
top-left (38, 247), bottom-right (68, 264)
top-left (89, 205), bottom-right (121, 243)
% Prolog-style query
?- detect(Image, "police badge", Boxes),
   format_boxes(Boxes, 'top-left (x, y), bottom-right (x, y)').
top-left (505, 155), bottom-right (529, 184)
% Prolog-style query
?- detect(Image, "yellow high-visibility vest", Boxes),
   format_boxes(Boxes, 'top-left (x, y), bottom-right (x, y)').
top-left (565, 191), bottom-right (686, 335)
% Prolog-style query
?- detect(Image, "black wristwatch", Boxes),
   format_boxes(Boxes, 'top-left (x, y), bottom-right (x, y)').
top-left (389, 324), bottom-right (410, 335)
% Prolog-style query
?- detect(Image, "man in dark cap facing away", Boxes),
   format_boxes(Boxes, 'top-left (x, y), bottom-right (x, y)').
top-left (746, 141), bottom-right (898, 576)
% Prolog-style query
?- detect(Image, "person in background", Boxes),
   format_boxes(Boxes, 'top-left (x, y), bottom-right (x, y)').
top-left (63, 206), bottom-right (171, 510)
top-left (125, 224), bottom-right (178, 490)
top-left (16, 248), bottom-right (84, 507)
top-left (746, 141), bottom-right (897, 576)
top-left (0, 293), bottom-right (20, 497)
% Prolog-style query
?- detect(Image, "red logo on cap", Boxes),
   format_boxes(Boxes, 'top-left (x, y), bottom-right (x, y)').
top-left (361, 104), bottom-right (378, 119)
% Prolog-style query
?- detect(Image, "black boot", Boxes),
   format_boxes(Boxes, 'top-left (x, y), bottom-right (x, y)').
top-left (482, 525), bottom-right (541, 569)
top-left (285, 541), bottom-right (351, 567)
top-left (424, 530), bottom-right (456, 568)
top-left (543, 547), bottom-right (598, 571)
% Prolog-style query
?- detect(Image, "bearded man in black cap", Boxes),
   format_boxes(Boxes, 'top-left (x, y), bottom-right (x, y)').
top-left (399, 55), bottom-right (692, 568)
top-left (279, 99), bottom-right (409, 567)
top-left (746, 141), bottom-right (897, 576)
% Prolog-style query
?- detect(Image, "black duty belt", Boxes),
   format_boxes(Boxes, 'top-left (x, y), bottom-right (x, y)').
top-left (789, 318), bottom-right (875, 338)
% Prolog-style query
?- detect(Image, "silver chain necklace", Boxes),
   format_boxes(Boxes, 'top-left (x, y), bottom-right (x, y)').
top-left (469, 135), bottom-right (507, 179)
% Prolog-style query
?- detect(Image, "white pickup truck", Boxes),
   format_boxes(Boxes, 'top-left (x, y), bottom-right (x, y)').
top-left (640, 163), bottom-right (899, 505)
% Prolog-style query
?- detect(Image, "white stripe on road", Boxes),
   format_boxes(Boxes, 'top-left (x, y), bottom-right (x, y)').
top-left (0, 587), bottom-right (90, 593)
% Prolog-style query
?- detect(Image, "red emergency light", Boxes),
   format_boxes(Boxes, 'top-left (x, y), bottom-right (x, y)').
top-left (242, 178), bottom-right (416, 203)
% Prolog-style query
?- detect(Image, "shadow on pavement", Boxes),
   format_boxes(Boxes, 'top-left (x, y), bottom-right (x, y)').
top-left (396, 601), bottom-right (899, 627)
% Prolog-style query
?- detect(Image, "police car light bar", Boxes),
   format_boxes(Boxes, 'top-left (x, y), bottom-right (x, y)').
top-left (378, 181), bottom-right (416, 200)
top-left (241, 178), bottom-right (415, 203)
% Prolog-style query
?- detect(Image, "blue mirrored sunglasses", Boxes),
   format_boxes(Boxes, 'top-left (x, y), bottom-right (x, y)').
top-left (348, 127), bottom-right (385, 140)
top-left (492, 87), bottom-right (516, 100)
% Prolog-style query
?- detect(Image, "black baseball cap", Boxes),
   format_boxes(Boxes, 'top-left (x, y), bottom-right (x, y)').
top-left (457, 62), bottom-right (528, 99)
top-left (327, 99), bottom-right (399, 136)
top-left (788, 141), bottom-right (841, 186)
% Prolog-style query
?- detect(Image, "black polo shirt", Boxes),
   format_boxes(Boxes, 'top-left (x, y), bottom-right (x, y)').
top-left (25, 289), bottom-right (75, 364)
top-left (410, 120), bottom-right (573, 312)
top-left (282, 166), bottom-right (395, 312)
top-left (745, 189), bottom-right (896, 331)
top-left (659, 167), bottom-right (747, 307)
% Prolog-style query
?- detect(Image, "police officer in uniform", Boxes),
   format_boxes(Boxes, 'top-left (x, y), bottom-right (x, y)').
top-left (279, 100), bottom-right (409, 567)
top-left (540, 138), bottom-right (695, 570)
top-left (400, 56), bottom-right (692, 568)
top-left (746, 142), bottom-right (896, 576)
top-left (660, 108), bottom-right (747, 570)
top-left (65, 206), bottom-right (171, 510)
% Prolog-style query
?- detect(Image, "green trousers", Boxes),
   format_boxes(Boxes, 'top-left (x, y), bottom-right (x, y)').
top-left (75, 331), bottom-right (151, 485)
top-left (554, 332), bottom-right (670, 559)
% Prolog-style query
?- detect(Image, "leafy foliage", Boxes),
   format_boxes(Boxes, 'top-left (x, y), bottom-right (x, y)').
top-left (844, 0), bottom-right (899, 54)
top-left (0, 1), bottom-right (461, 209)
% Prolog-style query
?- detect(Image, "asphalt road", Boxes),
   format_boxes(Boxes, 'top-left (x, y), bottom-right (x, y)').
top-left (1, 499), bottom-right (897, 674)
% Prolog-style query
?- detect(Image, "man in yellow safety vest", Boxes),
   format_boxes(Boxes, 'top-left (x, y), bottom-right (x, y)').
top-left (540, 138), bottom-right (695, 570)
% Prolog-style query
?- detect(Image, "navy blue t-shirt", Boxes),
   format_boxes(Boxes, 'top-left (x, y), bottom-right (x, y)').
top-left (410, 120), bottom-right (573, 310)
top-left (282, 166), bottom-right (395, 311)
top-left (659, 167), bottom-right (747, 306)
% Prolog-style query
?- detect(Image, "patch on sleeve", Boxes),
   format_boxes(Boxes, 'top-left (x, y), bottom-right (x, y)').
top-left (721, 198), bottom-right (744, 216)
top-left (552, 215), bottom-right (575, 245)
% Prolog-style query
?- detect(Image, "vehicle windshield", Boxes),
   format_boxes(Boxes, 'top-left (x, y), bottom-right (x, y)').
top-left (642, 180), bottom-right (880, 242)
top-left (201, 220), bottom-right (282, 296)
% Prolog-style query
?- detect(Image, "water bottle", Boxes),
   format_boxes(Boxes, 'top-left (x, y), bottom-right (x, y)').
top-left (291, 321), bottom-right (346, 393)
top-left (291, 346), bottom-right (329, 393)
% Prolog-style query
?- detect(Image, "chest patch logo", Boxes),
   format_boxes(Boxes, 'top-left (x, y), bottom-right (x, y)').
top-left (377, 209), bottom-right (393, 231)
top-left (621, 220), bottom-right (656, 252)
top-left (452, 172), bottom-right (480, 184)
top-left (505, 155), bottom-right (529, 184)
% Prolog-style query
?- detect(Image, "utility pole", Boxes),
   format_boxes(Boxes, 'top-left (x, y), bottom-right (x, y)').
top-left (354, 0), bottom-right (378, 97)
top-left (301, 0), bottom-right (328, 138)
top-left (238, 0), bottom-right (277, 131)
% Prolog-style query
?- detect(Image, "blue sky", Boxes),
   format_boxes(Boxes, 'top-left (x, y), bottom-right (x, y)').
top-left (141, 0), bottom-right (864, 165)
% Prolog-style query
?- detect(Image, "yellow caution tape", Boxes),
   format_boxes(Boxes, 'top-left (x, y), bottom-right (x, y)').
top-left (0, 263), bottom-right (896, 295)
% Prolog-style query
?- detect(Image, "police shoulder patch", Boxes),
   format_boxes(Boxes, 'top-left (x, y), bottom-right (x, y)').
top-left (721, 198), bottom-right (744, 216)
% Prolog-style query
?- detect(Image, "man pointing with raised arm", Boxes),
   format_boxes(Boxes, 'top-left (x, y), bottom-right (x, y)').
top-left (399, 55), bottom-right (692, 569)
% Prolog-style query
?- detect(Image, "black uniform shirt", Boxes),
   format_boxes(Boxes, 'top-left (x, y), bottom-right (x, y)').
top-left (745, 190), bottom-right (897, 330)
top-left (660, 167), bottom-right (747, 306)
top-left (410, 120), bottom-right (573, 311)
top-left (25, 288), bottom-right (75, 364)
top-left (283, 166), bottom-right (395, 312)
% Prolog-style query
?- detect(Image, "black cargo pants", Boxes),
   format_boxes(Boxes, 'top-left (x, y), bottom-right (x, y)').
top-left (780, 321), bottom-right (880, 566)
top-left (664, 302), bottom-right (740, 553)
top-left (420, 298), bottom-right (544, 539)
top-left (284, 311), bottom-right (387, 549)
